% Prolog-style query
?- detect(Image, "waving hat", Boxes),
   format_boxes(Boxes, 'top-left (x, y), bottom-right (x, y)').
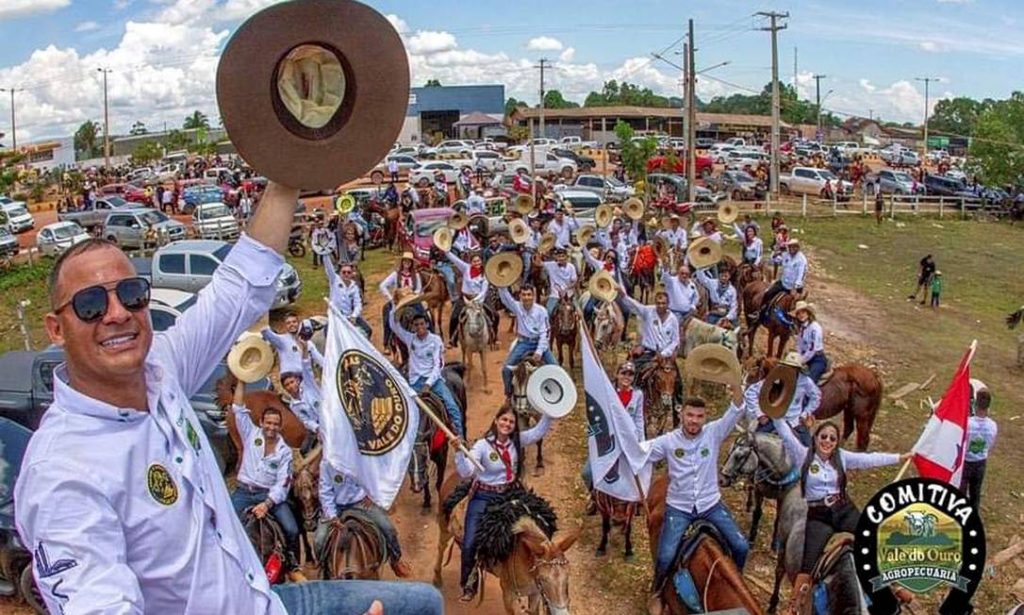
top-left (227, 333), bottom-right (275, 383)
top-left (688, 236), bottom-right (722, 270)
top-left (538, 232), bottom-right (556, 254)
top-left (576, 224), bottom-right (596, 246)
top-left (511, 193), bottom-right (535, 215)
top-left (485, 252), bottom-right (523, 288)
top-left (216, 0), bottom-right (409, 189)
top-left (623, 197), bottom-right (645, 221)
top-left (508, 218), bottom-right (530, 244)
top-left (717, 202), bottom-right (738, 224)
top-left (685, 344), bottom-right (741, 387)
top-left (448, 211), bottom-right (469, 230)
top-left (588, 270), bottom-right (618, 303)
top-left (594, 204), bottom-right (614, 228)
top-left (759, 353), bottom-right (802, 419)
top-left (433, 227), bottom-right (453, 252)
top-left (527, 365), bottom-right (578, 418)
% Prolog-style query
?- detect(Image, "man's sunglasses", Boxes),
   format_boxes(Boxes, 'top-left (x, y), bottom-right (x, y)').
top-left (55, 277), bottom-right (151, 322)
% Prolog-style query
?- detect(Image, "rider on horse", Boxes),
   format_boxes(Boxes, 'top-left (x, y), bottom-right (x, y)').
top-left (743, 352), bottom-right (822, 446)
top-left (546, 207), bottom-right (580, 250)
top-left (642, 393), bottom-right (750, 615)
top-left (581, 361), bottom-right (645, 493)
top-left (315, 458), bottom-right (412, 578)
top-left (793, 301), bottom-right (827, 383)
top-left (280, 371), bottom-right (320, 454)
top-left (325, 257), bottom-right (371, 339)
top-left (661, 262), bottom-right (700, 323)
top-left (497, 285), bottom-right (556, 400)
top-left (696, 265), bottom-right (738, 327)
top-left (619, 284), bottom-right (683, 403)
top-left (773, 417), bottom-right (910, 615)
top-left (453, 404), bottom-right (554, 602)
top-left (261, 311), bottom-right (314, 382)
top-left (735, 223), bottom-right (764, 267)
top-left (228, 381), bottom-right (302, 575)
top-left (657, 214), bottom-right (688, 253)
top-left (582, 246), bottom-right (629, 323)
top-left (444, 249), bottom-right (494, 349)
top-left (388, 310), bottom-right (465, 439)
top-left (540, 247), bottom-right (579, 315)
top-left (762, 238), bottom-right (807, 324)
top-left (379, 253), bottom-right (423, 353)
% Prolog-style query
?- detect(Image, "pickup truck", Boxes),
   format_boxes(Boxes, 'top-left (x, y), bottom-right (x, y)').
top-left (191, 202), bottom-right (240, 240)
top-left (557, 173), bottom-right (634, 202)
top-left (779, 166), bottom-right (854, 200)
top-left (864, 169), bottom-right (924, 195)
top-left (132, 239), bottom-right (301, 309)
top-left (558, 136), bottom-right (598, 149)
top-left (58, 196), bottom-right (143, 230)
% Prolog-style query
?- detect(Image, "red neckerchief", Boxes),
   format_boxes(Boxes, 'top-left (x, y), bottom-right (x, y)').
top-left (604, 262), bottom-right (614, 272)
top-left (617, 389), bottom-right (633, 408)
top-left (469, 265), bottom-right (483, 278)
top-left (493, 440), bottom-right (514, 481)
top-left (399, 272), bottom-right (414, 287)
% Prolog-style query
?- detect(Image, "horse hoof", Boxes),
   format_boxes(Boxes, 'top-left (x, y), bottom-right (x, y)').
top-left (532, 466), bottom-right (545, 477)
top-left (595, 547), bottom-right (607, 557)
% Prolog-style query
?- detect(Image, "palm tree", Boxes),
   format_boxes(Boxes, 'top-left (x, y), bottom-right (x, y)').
top-left (183, 110), bottom-right (210, 130)
top-left (74, 120), bottom-right (101, 158)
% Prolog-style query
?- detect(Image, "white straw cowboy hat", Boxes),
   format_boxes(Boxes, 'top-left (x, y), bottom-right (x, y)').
top-left (594, 204), bottom-right (614, 228)
top-left (432, 227), bottom-right (453, 252)
top-left (526, 365), bottom-right (578, 418)
top-left (685, 344), bottom-right (741, 387)
top-left (484, 252), bottom-right (523, 288)
top-left (622, 197), bottom-right (645, 221)
top-left (687, 236), bottom-right (722, 270)
top-left (791, 300), bottom-right (816, 319)
top-left (448, 211), bottom-right (469, 230)
top-left (537, 232), bottom-right (556, 254)
top-left (227, 333), bottom-right (275, 383)
top-left (759, 354), bottom-right (802, 419)
top-left (511, 193), bottom-right (535, 215)
top-left (717, 202), bottom-right (739, 224)
top-left (588, 270), bottom-right (619, 303)
top-left (508, 218), bottom-right (530, 244)
top-left (576, 224), bottom-right (596, 246)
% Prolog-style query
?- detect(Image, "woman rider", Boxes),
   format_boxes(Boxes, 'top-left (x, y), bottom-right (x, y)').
top-left (734, 223), bottom-right (764, 267)
top-left (581, 246), bottom-right (630, 326)
top-left (379, 252), bottom-right (423, 354)
top-left (454, 405), bottom-right (554, 602)
top-left (443, 249), bottom-right (493, 348)
top-left (793, 301), bottom-right (828, 382)
top-left (773, 416), bottom-right (910, 614)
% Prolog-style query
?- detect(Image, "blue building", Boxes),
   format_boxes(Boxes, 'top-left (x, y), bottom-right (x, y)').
top-left (400, 84), bottom-right (505, 144)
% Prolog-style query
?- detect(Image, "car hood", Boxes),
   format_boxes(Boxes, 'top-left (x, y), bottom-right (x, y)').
top-left (153, 220), bottom-right (186, 229)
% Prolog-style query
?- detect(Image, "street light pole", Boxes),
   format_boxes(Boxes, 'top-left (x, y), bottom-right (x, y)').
top-left (757, 11), bottom-right (789, 196)
top-left (0, 88), bottom-right (24, 150)
top-left (915, 76), bottom-right (939, 156)
top-left (98, 68), bottom-right (113, 168)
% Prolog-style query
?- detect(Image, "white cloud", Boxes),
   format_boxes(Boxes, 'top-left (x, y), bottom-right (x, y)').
top-left (859, 78), bottom-right (876, 93)
top-left (75, 21), bottom-right (100, 32)
top-left (407, 30), bottom-right (458, 55)
top-left (919, 41), bottom-right (944, 52)
top-left (526, 36), bottom-right (563, 52)
top-left (385, 13), bottom-right (409, 35)
top-left (559, 47), bottom-right (575, 63)
top-left (0, 0), bottom-right (70, 20)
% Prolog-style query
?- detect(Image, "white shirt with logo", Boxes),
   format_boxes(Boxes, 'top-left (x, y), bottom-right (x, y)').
top-left (455, 416), bottom-right (552, 486)
top-left (661, 271), bottom-right (700, 315)
top-left (964, 416), bottom-right (997, 462)
top-left (498, 288), bottom-right (550, 353)
top-left (389, 310), bottom-right (445, 386)
top-left (446, 251), bottom-right (489, 302)
top-left (318, 458), bottom-right (368, 519)
top-left (621, 293), bottom-right (680, 357)
top-left (232, 404), bottom-right (293, 504)
top-left (542, 261), bottom-right (578, 298)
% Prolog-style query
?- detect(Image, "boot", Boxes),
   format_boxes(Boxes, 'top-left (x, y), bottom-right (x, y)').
top-left (390, 558), bottom-right (412, 578)
top-left (647, 592), bottom-right (664, 615)
top-left (786, 572), bottom-right (813, 615)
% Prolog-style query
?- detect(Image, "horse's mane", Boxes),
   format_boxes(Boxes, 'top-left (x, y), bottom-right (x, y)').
top-left (512, 358), bottom-right (539, 385)
top-left (442, 479), bottom-right (473, 516)
top-left (474, 487), bottom-right (558, 569)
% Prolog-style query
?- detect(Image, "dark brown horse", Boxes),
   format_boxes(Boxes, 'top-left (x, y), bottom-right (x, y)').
top-left (753, 357), bottom-right (882, 451)
top-left (646, 474), bottom-right (765, 615)
top-left (509, 358), bottom-right (545, 473)
top-left (594, 491), bottom-right (638, 561)
top-left (409, 363), bottom-right (466, 508)
top-left (323, 514), bottom-right (386, 580)
top-left (553, 293), bottom-right (578, 369)
top-left (290, 445), bottom-right (323, 566)
top-left (365, 199), bottom-right (401, 251)
top-left (741, 282), bottom-right (798, 358)
top-left (420, 270), bottom-right (449, 341)
top-left (215, 374), bottom-right (307, 473)
top-left (639, 355), bottom-right (679, 436)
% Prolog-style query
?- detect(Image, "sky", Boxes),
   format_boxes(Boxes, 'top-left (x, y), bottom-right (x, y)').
top-left (0, 0), bottom-right (1021, 142)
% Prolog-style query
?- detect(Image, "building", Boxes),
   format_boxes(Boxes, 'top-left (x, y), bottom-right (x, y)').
top-left (3, 137), bottom-right (76, 171)
top-left (399, 85), bottom-right (505, 144)
top-left (110, 127), bottom-right (229, 158)
top-left (507, 106), bottom-right (789, 144)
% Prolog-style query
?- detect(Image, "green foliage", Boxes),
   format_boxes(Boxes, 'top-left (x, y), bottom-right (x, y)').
top-left (584, 80), bottom-right (676, 108)
top-left (74, 120), bottom-right (102, 159)
top-left (164, 129), bottom-right (190, 151)
top-left (183, 110), bottom-right (210, 130)
top-left (541, 90), bottom-right (579, 109)
top-left (505, 97), bottom-right (528, 117)
top-left (0, 259), bottom-right (52, 292)
top-left (508, 125), bottom-right (531, 143)
top-left (132, 141), bottom-right (163, 165)
top-left (129, 121), bottom-right (148, 136)
top-left (614, 121), bottom-right (657, 181)
top-left (701, 83), bottom-right (838, 127)
top-left (967, 92), bottom-right (1024, 185)
top-left (424, 79), bottom-right (442, 87)
top-left (929, 97), bottom-right (990, 137)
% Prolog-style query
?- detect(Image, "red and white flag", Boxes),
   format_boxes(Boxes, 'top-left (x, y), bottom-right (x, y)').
top-left (911, 341), bottom-right (975, 486)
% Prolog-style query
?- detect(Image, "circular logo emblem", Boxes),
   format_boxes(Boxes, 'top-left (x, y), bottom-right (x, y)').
top-left (700, 447), bottom-right (710, 458)
top-left (333, 474), bottom-right (343, 484)
top-left (489, 451), bottom-right (500, 462)
top-left (292, 345), bottom-right (299, 353)
top-left (255, 437), bottom-right (263, 447)
top-left (810, 463), bottom-right (821, 475)
top-left (336, 349), bottom-right (411, 456)
top-left (147, 463), bottom-right (178, 506)
top-left (269, 461), bottom-right (279, 470)
top-left (673, 448), bottom-right (685, 459)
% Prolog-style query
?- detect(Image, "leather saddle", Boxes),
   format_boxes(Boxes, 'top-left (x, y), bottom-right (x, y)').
top-left (811, 532), bottom-right (854, 582)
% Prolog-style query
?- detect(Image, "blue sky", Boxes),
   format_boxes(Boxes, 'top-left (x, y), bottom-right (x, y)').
top-left (0, 0), bottom-right (1021, 141)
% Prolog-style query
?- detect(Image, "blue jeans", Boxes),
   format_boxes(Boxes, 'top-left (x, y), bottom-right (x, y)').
top-left (273, 579), bottom-right (442, 615)
top-left (521, 250), bottom-right (534, 282)
top-left (412, 376), bottom-right (464, 438)
top-left (314, 500), bottom-right (403, 561)
top-left (654, 502), bottom-right (749, 590)
top-left (435, 261), bottom-right (457, 298)
top-left (231, 484), bottom-right (300, 552)
top-left (461, 490), bottom-right (503, 588)
top-left (805, 353), bottom-right (827, 383)
top-left (757, 418), bottom-right (812, 447)
top-left (502, 338), bottom-right (556, 397)
top-left (706, 311), bottom-right (725, 325)
top-left (545, 295), bottom-right (560, 316)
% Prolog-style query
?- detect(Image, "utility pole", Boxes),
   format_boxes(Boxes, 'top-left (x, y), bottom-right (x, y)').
top-left (98, 68), bottom-right (113, 168)
top-left (915, 76), bottom-right (938, 156)
top-left (757, 11), bottom-right (788, 196)
top-left (812, 74), bottom-right (827, 135)
top-left (681, 42), bottom-right (688, 157)
top-left (0, 87), bottom-right (24, 150)
top-left (687, 19), bottom-right (696, 202)
top-left (793, 47), bottom-right (797, 88)
top-left (536, 58), bottom-right (550, 139)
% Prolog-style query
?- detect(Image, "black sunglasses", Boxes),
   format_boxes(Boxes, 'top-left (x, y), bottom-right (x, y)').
top-left (55, 277), bottom-right (151, 323)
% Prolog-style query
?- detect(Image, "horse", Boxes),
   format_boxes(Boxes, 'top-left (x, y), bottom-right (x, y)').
top-left (321, 512), bottom-right (387, 580)
top-left (593, 299), bottom-right (625, 354)
top-left (458, 301), bottom-right (492, 393)
top-left (753, 357), bottom-right (882, 451)
top-left (646, 474), bottom-right (765, 615)
top-left (433, 474), bottom-right (579, 615)
top-left (679, 314), bottom-right (740, 358)
top-left (365, 198), bottom-right (401, 251)
top-left (638, 355), bottom-right (679, 436)
top-left (720, 429), bottom-right (798, 545)
top-left (742, 281), bottom-right (799, 358)
top-left (243, 512), bottom-right (290, 584)
top-left (509, 358), bottom-right (545, 474)
top-left (736, 261), bottom-right (765, 295)
top-left (552, 293), bottom-right (579, 369)
top-left (421, 270), bottom-right (449, 341)
top-left (291, 445), bottom-right (324, 566)
top-left (215, 374), bottom-right (307, 474)
top-left (594, 490), bottom-right (638, 561)
top-left (409, 363), bottom-right (467, 509)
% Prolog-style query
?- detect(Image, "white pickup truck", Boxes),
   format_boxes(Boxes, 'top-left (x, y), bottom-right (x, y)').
top-left (779, 166), bottom-right (854, 199)
top-left (558, 136), bottom-right (598, 149)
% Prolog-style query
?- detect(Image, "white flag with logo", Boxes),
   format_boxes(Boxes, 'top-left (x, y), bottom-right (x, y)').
top-left (581, 328), bottom-right (651, 502)
top-left (321, 303), bottom-right (420, 508)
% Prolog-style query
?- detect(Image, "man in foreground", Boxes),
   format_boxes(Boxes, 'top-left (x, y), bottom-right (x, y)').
top-left (15, 181), bottom-right (442, 614)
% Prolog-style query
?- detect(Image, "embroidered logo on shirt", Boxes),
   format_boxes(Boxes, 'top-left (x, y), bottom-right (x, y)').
top-left (34, 542), bottom-right (78, 579)
top-left (185, 420), bottom-right (201, 452)
top-left (335, 349), bottom-right (411, 456)
top-left (147, 463), bottom-right (179, 506)
top-left (673, 448), bottom-right (685, 459)
top-left (269, 461), bottom-right (279, 470)
top-left (489, 451), bottom-right (500, 462)
top-left (255, 437), bottom-right (263, 446)
top-left (967, 437), bottom-right (986, 455)
top-left (700, 447), bottom-right (710, 458)
top-left (810, 463), bottom-right (821, 474)
top-left (333, 474), bottom-right (344, 483)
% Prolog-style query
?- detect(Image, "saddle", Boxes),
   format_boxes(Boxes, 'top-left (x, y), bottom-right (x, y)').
top-left (668, 521), bottom-right (730, 612)
top-left (811, 532), bottom-right (854, 583)
top-left (338, 508), bottom-right (388, 563)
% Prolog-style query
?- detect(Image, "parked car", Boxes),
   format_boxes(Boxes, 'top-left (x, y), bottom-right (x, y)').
top-left (57, 196), bottom-right (141, 229)
top-left (137, 240), bottom-right (300, 308)
top-left (409, 161), bottom-right (461, 187)
top-left (880, 147), bottom-right (920, 167)
top-left (369, 154), bottom-right (420, 183)
top-left (558, 136), bottom-right (598, 149)
top-left (646, 173), bottom-right (719, 203)
top-left (708, 143), bottom-right (736, 163)
top-left (192, 202), bottom-right (240, 240)
top-left (724, 150), bottom-right (770, 170)
top-left (0, 197), bottom-right (33, 233)
top-left (646, 154), bottom-right (715, 179)
top-left (552, 148), bottom-right (597, 173)
top-left (98, 182), bottom-right (149, 204)
top-left (488, 171), bottom-right (532, 199)
top-left (552, 189), bottom-right (601, 218)
top-left (779, 166), bottom-right (854, 199)
top-left (467, 150), bottom-right (507, 173)
top-left (153, 163), bottom-right (182, 181)
top-left (126, 167), bottom-right (154, 182)
top-left (713, 170), bottom-right (761, 200)
top-left (400, 207), bottom-right (453, 264)
top-left (0, 227), bottom-right (17, 259)
top-left (432, 140), bottom-right (474, 156)
top-left (865, 169), bottom-right (924, 195)
top-left (695, 137), bottom-right (715, 149)
top-left (558, 174), bottom-right (634, 202)
top-left (182, 185), bottom-right (226, 213)
top-left (923, 173), bottom-right (976, 199)
top-left (103, 208), bottom-right (187, 249)
top-left (36, 221), bottom-right (90, 256)
top-left (507, 150), bottom-right (578, 177)
top-left (149, 288), bottom-right (198, 332)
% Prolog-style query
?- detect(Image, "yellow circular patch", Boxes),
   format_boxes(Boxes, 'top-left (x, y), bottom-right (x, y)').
top-left (810, 463), bottom-right (821, 475)
top-left (489, 452), bottom-right (500, 462)
top-left (147, 463), bottom-right (179, 506)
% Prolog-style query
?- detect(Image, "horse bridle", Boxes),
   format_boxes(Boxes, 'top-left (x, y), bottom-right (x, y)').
top-left (518, 553), bottom-right (570, 611)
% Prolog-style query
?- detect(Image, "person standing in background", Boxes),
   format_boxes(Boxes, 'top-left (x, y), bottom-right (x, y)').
top-left (962, 388), bottom-right (997, 510)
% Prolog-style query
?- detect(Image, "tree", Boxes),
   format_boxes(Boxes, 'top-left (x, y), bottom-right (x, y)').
top-left (74, 120), bottom-right (102, 158)
top-left (424, 79), bottom-right (442, 87)
top-left (183, 110), bottom-right (210, 130)
top-left (505, 97), bottom-right (528, 117)
top-left (508, 125), bottom-right (531, 143)
top-left (967, 92), bottom-right (1024, 185)
top-left (930, 97), bottom-right (989, 136)
top-left (541, 90), bottom-right (579, 109)
top-left (614, 120), bottom-right (657, 182)
top-left (164, 129), bottom-right (190, 151)
top-left (584, 80), bottom-right (674, 108)
top-left (132, 141), bottom-right (163, 165)
top-left (129, 121), bottom-right (148, 136)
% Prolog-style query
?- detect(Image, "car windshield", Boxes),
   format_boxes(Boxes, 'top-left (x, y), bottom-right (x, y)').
top-left (606, 176), bottom-right (625, 187)
top-left (106, 196), bottom-right (128, 208)
top-left (52, 225), bottom-right (81, 239)
top-left (733, 172), bottom-right (755, 182)
top-left (140, 211), bottom-right (169, 225)
top-left (201, 204), bottom-right (231, 218)
top-left (893, 172), bottom-right (913, 182)
top-left (416, 217), bottom-right (449, 238)
top-left (6, 205), bottom-right (28, 217)
top-left (820, 171), bottom-right (838, 180)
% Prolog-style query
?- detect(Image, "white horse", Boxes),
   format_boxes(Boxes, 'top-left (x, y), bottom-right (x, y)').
top-left (459, 301), bottom-right (491, 393)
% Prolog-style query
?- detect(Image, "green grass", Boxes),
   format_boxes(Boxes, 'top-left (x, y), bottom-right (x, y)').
top-left (0, 259), bottom-right (54, 353)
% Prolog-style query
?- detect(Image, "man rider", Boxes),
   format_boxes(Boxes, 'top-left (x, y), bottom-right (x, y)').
top-left (762, 238), bottom-right (807, 322)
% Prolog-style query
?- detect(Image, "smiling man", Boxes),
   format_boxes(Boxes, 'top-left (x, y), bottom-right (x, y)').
top-left (13, 181), bottom-right (442, 614)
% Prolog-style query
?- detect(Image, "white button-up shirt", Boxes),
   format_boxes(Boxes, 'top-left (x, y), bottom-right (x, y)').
top-left (964, 416), bottom-right (997, 462)
top-left (695, 269), bottom-right (738, 321)
top-left (232, 404), bottom-right (293, 504)
top-left (389, 310), bottom-right (445, 386)
top-left (446, 251), bottom-right (489, 302)
top-left (498, 288), bottom-right (550, 353)
top-left (455, 416), bottom-right (552, 486)
top-left (318, 458), bottom-right (367, 519)
top-left (379, 270), bottom-right (422, 302)
top-left (620, 387), bottom-right (646, 441)
top-left (14, 234), bottom-right (286, 614)
top-left (642, 402), bottom-right (743, 513)
top-left (796, 321), bottom-right (824, 364)
top-left (583, 249), bottom-right (625, 287)
top-left (326, 262), bottom-right (363, 319)
top-left (743, 375), bottom-right (823, 426)
top-left (621, 293), bottom-right (679, 357)
top-left (542, 261), bottom-right (578, 297)
top-left (661, 271), bottom-right (700, 315)
top-left (466, 194), bottom-right (487, 216)
top-left (289, 383), bottom-right (322, 433)
top-left (261, 327), bottom-right (305, 375)
top-left (773, 250), bottom-right (808, 290)
top-left (547, 216), bottom-right (579, 249)
top-left (733, 224), bottom-right (763, 264)
top-left (658, 227), bottom-right (688, 251)
top-left (774, 419), bottom-right (899, 501)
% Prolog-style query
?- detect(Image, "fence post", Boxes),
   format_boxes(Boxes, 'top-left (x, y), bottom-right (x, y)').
top-left (862, 191), bottom-right (868, 216)
top-left (939, 196), bottom-right (944, 219)
top-left (833, 193), bottom-right (838, 217)
top-left (960, 198), bottom-right (966, 220)
top-left (890, 194), bottom-right (895, 220)
top-left (801, 193), bottom-right (807, 218)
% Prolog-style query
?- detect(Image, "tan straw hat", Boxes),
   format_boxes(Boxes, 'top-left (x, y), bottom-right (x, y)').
top-left (484, 252), bottom-right (523, 288)
top-left (576, 224), bottom-right (596, 246)
top-left (688, 236), bottom-right (722, 270)
top-left (623, 197), bottom-right (645, 221)
top-left (588, 270), bottom-right (618, 303)
top-left (759, 357), bottom-right (801, 419)
top-left (432, 227), bottom-right (453, 252)
top-left (448, 211), bottom-right (469, 230)
top-left (685, 344), bottom-right (741, 387)
top-left (511, 193), bottom-right (535, 215)
top-left (594, 204), bottom-right (614, 228)
top-left (227, 333), bottom-right (275, 383)
top-left (508, 218), bottom-right (530, 244)
top-left (717, 202), bottom-right (738, 224)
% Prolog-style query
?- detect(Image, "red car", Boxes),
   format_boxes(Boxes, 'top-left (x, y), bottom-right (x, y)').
top-left (646, 154), bottom-right (714, 178)
top-left (99, 183), bottom-right (149, 204)
top-left (399, 207), bottom-right (453, 265)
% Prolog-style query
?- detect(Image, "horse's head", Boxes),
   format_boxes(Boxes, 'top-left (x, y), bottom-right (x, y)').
top-left (214, 372), bottom-right (239, 409)
top-left (720, 431), bottom-right (757, 488)
top-left (510, 358), bottom-right (539, 416)
top-left (555, 299), bottom-right (577, 333)
top-left (593, 302), bottom-right (623, 351)
top-left (516, 522), bottom-right (579, 615)
top-left (462, 301), bottom-right (488, 338)
top-left (745, 356), bottom-right (774, 383)
top-left (292, 446), bottom-right (322, 532)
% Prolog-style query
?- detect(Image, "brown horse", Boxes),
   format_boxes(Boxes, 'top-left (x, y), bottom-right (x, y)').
top-left (323, 513), bottom-right (386, 580)
top-left (291, 445), bottom-right (323, 565)
top-left (434, 474), bottom-right (579, 614)
top-left (741, 282), bottom-right (798, 358)
top-left (215, 374), bottom-right (307, 473)
top-left (553, 293), bottom-right (578, 369)
top-left (365, 199), bottom-right (401, 251)
top-left (509, 358), bottom-right (545, 474)
top-left (594, 491), bottom-right (638, 561)
top-left (753, 357), bottom-right (882, 451)
top-left (646, 474), bottom-right (765, 615)
top-left (639, 355), bottom-right (679, 436)
top-left (421, 270), bottom-right (449, 340)
top-left (735, 262), bottom-right (765, 295)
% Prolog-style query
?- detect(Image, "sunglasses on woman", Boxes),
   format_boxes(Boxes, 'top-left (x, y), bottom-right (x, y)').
top-left (55, 277), bottom-right (151, 323)
top-left (818, 433), bottom-right (838, 442)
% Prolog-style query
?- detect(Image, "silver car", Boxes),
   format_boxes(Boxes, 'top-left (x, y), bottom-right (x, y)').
top-left (36, 221), bottom-right (91, 256)
top-left (103, 208), bottom-right (187, 249)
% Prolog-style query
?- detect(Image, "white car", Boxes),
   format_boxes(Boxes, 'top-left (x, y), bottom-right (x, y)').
top-left (780, 166), bottom-right (854, 197)
top-left (509, 151), bottom-right (578, 177)
top-left (467, 150), bottom-right (506, 172)
top-left (724, 150), bottom-right (769, 170)
top-left (191, 201), bottom-right (240, 240)
top-left (369, 154), bottom-right (420, 182)
top-left (708, 144), bottom-right (736, 163)
top-left (153, 163), bottom-right (182, 181)
top-left (36, 221), bottom-right (90, 256)
top-left (433, 140), bottom-right (474, 156)
top-left (0, 197), bottom-right (34, 233)
top-left (409, 161), bottom-right (461, 186)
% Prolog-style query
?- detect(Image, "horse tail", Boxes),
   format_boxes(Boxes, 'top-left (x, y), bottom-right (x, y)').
top-left (1007, 308), bottom-right (1024, 330)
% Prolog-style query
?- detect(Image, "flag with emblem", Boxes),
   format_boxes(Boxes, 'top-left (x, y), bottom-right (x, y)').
top-left (580, 326), bottom-right (651, 502)
top-left (321, 303), bottom-right (420, 508)
top-left (911, 341), bottom-right (975, 486)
